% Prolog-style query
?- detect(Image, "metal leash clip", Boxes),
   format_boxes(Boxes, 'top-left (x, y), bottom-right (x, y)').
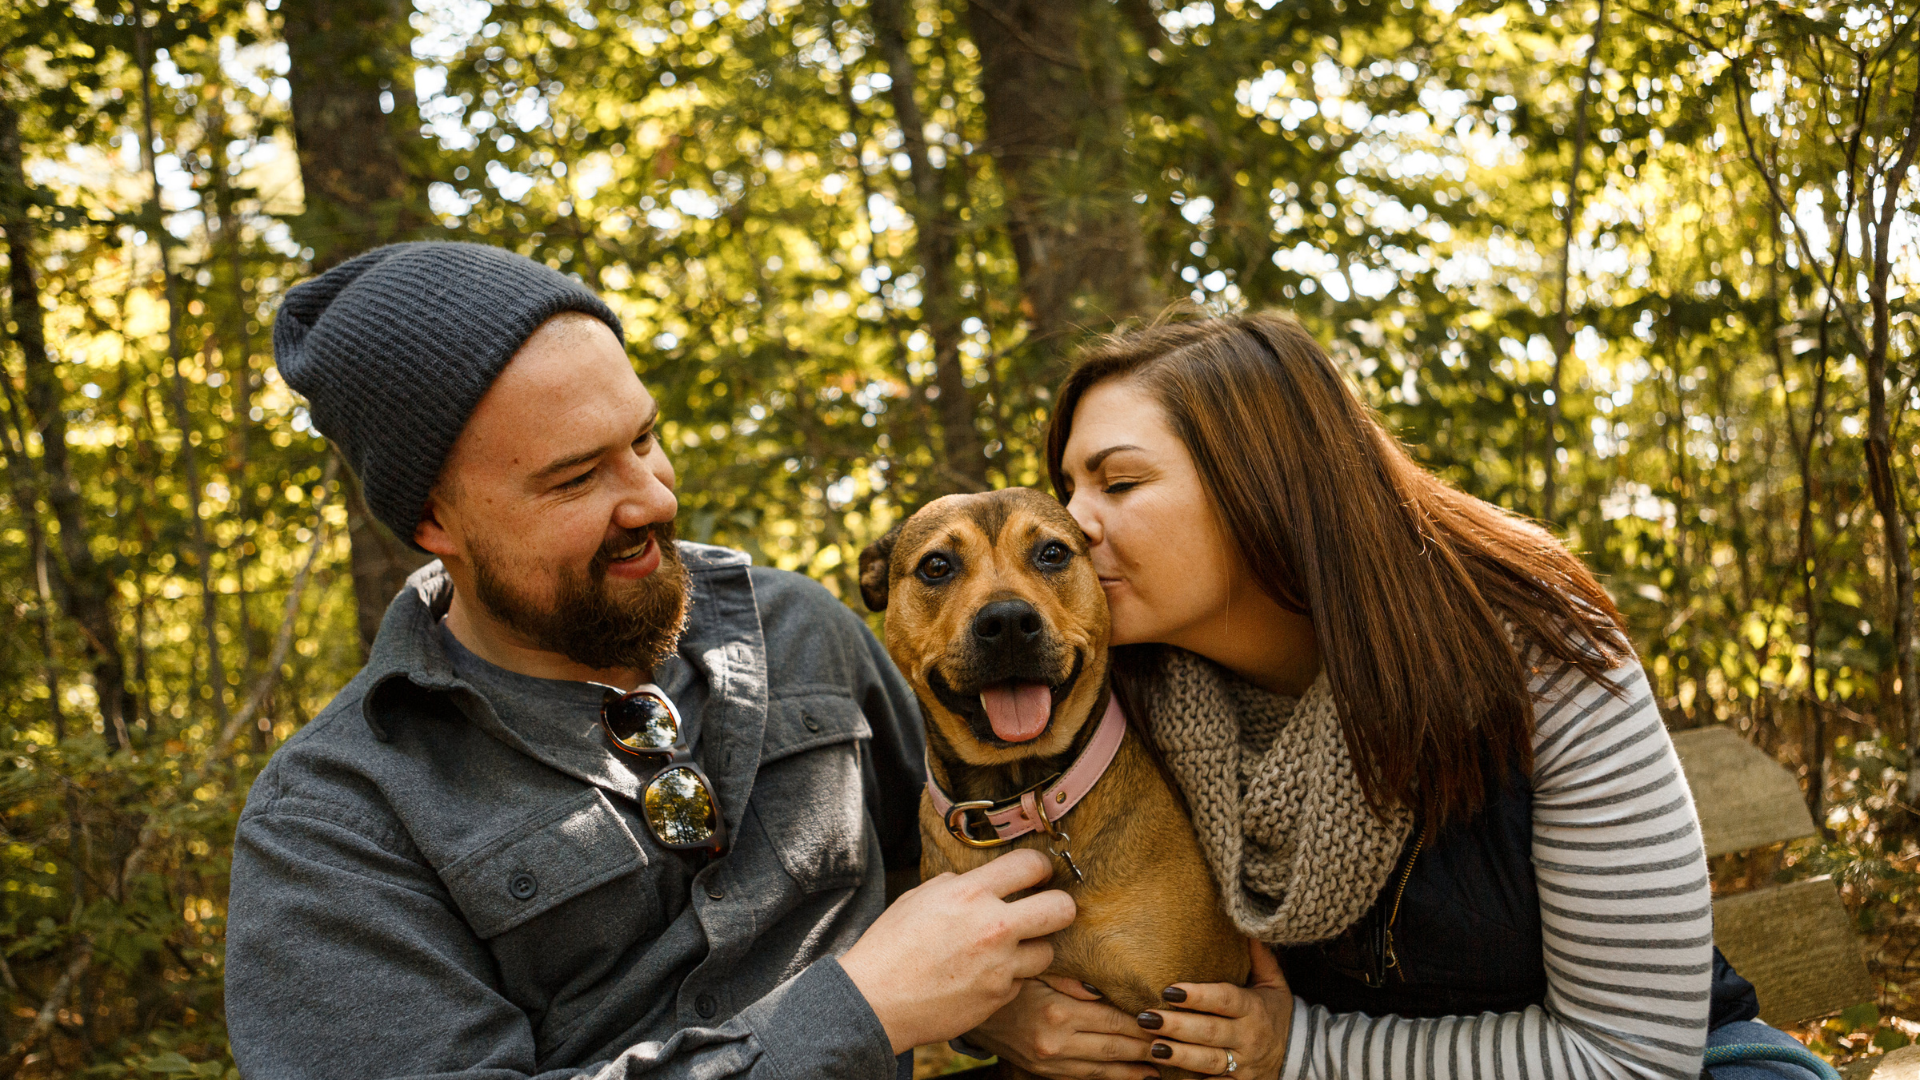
top-left (1021, 790), bottom-right (1085, 884)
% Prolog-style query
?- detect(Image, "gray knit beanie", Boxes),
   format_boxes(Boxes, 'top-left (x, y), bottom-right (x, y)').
top-left (273, 241), bottom-right (623, 550)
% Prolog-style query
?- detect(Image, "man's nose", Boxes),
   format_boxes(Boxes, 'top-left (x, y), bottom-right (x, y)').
top-left (612, 454), bottom-right (677, 529)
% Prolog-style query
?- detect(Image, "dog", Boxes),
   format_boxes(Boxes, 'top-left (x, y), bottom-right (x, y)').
top-left (860, 487), bottom-right (1248, 1079)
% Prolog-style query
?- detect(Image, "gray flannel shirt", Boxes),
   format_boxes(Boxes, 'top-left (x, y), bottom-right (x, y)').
top-left (225, 545), bottom-right (926, 1079)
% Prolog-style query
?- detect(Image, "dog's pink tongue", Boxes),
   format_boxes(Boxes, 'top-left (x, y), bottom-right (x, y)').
top-left (980, 682), bottom-right (1052, 742)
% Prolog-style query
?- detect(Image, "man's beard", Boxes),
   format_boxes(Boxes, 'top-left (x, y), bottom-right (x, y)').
top-left (470, 519), bottom-right (692, 673)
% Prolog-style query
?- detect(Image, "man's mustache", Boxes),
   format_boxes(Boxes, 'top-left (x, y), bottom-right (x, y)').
top-left (592, 519), bottom-right (677, 569)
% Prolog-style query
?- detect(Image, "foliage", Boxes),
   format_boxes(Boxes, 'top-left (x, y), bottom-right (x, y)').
top-left (0, 0), bottom-right (1915, 1073)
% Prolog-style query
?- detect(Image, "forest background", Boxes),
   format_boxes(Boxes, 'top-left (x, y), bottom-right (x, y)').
top-left (1, 0), bottom-right (1917, 1074)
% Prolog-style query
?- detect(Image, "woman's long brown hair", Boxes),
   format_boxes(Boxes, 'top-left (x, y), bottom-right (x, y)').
top-left (1045, 312), bottom-right (1632, 824)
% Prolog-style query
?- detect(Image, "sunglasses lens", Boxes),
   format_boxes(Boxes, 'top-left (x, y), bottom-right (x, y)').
top-left (645, 766), bottom-right (717, 846)
top-left (606, 693), bottom-right (678, 752)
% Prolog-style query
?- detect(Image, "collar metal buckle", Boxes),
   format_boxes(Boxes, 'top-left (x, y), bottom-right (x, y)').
top-left (946, 799), bottom-right (1012, 848)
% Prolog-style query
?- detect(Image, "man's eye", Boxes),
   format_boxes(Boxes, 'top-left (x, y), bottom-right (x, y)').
top-left (635, 432), bottom-right (654, 451)
top-left (1036, 541), bottom-right (1071, 568)
top-left (916, 554), bottom-right (953, 582)
top-left (558, 470), bottom-right (594, 490)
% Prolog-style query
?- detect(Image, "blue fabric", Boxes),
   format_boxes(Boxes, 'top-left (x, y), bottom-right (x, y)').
top-left (1705, 1022), bottom-right (1829, 1080)
top-left (226, 550), bottom-right (929, 1079)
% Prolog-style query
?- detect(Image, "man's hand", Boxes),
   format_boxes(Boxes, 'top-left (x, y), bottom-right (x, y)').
top-left (840, 848), bottom-right (1076, 1054)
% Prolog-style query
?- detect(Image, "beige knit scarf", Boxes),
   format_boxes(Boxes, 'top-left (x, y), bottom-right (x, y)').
top-left (1145, 649), bottom-right (1415, 945)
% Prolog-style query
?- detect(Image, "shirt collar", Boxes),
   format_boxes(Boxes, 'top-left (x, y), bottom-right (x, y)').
top-left (359, 545), bottom-right (769, 831)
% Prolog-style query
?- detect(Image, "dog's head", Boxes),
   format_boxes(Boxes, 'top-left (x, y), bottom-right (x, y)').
top-left (860, 488), bottom-right (1110, 766)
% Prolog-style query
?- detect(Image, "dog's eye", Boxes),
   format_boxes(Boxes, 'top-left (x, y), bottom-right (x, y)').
top-left (1036, 541), bottom-right (1071, 568)
top-left (916, 554), bottom-right (954, 582)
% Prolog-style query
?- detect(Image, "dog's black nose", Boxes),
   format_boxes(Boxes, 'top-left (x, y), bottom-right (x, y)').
top-left (973, 600), bottom-right (1044, 644)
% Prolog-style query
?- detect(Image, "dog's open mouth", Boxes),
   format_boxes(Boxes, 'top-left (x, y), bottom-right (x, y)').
top-left (979, 682), bottom-right (1052, 743)
top-left (929, 651), bottom-right (1084, 749)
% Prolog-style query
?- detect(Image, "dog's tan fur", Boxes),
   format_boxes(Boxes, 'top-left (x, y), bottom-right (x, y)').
top-left (861, 489), bottom-right (1247, 1079)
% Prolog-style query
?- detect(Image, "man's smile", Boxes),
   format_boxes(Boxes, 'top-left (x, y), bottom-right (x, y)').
top-left (605, 535), bottom-right (662, 580)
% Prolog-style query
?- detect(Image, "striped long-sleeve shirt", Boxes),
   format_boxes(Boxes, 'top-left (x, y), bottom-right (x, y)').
top-left (1280, 648), bottom-right (1712, 1080)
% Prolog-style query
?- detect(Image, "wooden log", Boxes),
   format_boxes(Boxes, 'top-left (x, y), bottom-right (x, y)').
top-left (1713, 876), bottom-right (1873, 1026)
top-left (1672, 727), bottom-right (1818, 857)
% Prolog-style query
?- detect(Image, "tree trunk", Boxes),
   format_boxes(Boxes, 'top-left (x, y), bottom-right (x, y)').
top-left (968, 0), bottom-right (1156, 352)
top-left (279, 0), bottom-right (431, 654)
top-left (280, 0), bottom-right (428, 270)
top-left (1542, 0), bottom-right (1608, 523)
top-left (871, 0), bottom-right (986, 492)
top-left (1864, 69), bottom-right (1920, 808)
top-left (0, 375), bottom-right (63, 738)
top-left (0, 96), bottom-right (135, 749)
top-left (135, 0), bottom-right (231, 731)
top-left (207, 102), bottom-right (262, 672)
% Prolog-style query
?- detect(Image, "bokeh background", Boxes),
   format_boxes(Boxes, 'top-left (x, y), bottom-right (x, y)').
top-left (1, 0), bottom-right (1916, 1073)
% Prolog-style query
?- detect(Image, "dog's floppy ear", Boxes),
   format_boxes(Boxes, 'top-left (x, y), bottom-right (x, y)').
top-left (858, 525), bottom-right (901, 612)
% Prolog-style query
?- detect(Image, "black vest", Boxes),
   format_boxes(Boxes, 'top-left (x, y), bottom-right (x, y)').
top-left (1280, 767), bottom-right (1758, 1027)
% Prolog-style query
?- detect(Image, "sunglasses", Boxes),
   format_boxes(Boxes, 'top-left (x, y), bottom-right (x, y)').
top-left (600, 685), bottom-right (727, 855)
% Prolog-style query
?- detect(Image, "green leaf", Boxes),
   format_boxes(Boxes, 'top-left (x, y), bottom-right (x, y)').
top-left (141, 1052), bottom-right (197, 1075)
top-left (1838, 1003), bottom-right (1881, 1031)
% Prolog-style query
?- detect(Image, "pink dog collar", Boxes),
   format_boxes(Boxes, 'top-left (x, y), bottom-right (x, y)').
top-left (925, 692), bottom-right (1128, 847)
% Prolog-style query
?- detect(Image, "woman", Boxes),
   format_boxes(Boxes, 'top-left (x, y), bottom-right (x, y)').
top-left (957, 312), bottom-right (1741, 1080)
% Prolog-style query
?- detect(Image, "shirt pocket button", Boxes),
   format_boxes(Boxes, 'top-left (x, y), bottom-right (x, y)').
top-left (508, 871), bottom-right (538, 901)
top-left (695, 994), bottom-right (718, 1019)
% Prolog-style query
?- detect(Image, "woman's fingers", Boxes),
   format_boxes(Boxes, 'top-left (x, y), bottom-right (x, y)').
top-left (1247, 937), bottom-right (1285, 989)
top-left (1160, 978), bottom-right (1253, 1019)
top-left (1138, 1008), bottom-right (1236, 1049)
top-left (1147, 1037), bottom-right (1238, 1077)
top-left (1038, 972), bottom-right (1106, 1002)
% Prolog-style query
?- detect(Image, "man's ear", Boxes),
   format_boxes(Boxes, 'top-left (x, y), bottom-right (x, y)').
top-left (857, 526), bottom-right (901, 612)
top-left (413, 489), bottom-right (460, 558)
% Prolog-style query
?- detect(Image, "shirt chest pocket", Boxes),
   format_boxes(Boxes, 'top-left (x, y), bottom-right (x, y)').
top-left (440, 788), bottom-right (648, 940)
top-left (751, 696), bottom-right (873, 895)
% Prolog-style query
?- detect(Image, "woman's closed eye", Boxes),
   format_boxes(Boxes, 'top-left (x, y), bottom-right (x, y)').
top-left (1104, 479), bottom-right (1141, 494)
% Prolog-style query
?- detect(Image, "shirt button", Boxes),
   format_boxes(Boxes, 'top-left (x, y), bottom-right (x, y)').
top-left (695, 994), bottom-right (717, 1019)
top-left (803, 714), bottom-right (820, 733)
top-left (705, 881), bottom-right (724, 900)
top-left (508, 872), bottom-right (538, 901)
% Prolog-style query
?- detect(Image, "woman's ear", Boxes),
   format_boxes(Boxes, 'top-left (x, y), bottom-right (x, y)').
top-left (858, 526), bottom-right (900, 611)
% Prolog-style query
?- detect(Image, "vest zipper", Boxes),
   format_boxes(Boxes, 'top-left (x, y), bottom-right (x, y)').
top-left (1381, 822), bottom-right (1430, 977)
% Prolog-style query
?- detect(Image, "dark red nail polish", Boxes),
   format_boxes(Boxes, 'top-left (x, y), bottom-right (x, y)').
top-left (1136, 1011), bottom-right (1163, 1030)
top-left (1161, 986), bottom-right (1187, 1003)
top-left (1151, 1043), bottom-right (1173, 1060)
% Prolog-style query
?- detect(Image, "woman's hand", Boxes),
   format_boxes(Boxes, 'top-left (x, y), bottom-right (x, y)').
top-left (1136, 939), bottom-right (1293, 1079)
top-left (964, 974), bottom-right (1160, 1079)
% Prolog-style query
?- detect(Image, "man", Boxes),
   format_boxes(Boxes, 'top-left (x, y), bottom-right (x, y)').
top-left (225, 242), bottom-right (1072, 1079)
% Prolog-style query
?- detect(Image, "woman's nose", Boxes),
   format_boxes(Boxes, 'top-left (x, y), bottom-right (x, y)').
top-left (1066, 491), bottom-right (1101, 545)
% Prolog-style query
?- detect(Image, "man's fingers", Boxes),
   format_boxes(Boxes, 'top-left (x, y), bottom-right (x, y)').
top-left (1003, 886), bottom-right (1077, 938)
top-left (1010, 939), bottom-right (1056, 980)
top-left (970, 847), bottom-right (1057, 897)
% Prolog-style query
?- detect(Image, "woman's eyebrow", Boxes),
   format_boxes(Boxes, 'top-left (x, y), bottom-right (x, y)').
top-left (1083, 444), bottom-right (1144, 471)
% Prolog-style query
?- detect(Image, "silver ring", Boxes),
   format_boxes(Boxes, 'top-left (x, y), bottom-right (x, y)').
top-left (1224, 1049), bottom-right (1238, 1074)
